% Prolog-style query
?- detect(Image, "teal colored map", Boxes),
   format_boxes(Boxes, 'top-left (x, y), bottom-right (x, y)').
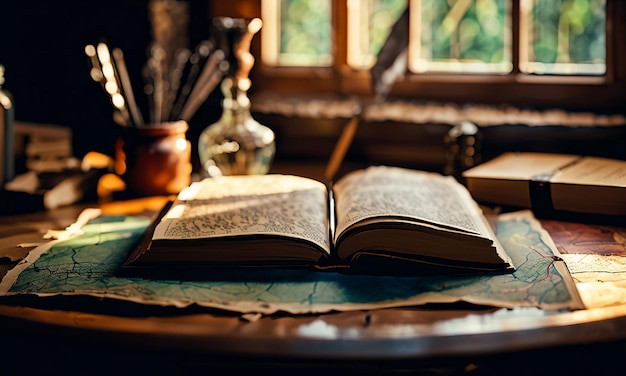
top-left (0, 211), bottom-right (583, 315)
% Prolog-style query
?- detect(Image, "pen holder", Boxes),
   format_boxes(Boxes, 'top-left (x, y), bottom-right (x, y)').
top-left (115, 120), bottom-right (192, 196)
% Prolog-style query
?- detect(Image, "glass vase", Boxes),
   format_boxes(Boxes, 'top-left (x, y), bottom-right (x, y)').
top-left (197, 17), bottom-right (275, 177)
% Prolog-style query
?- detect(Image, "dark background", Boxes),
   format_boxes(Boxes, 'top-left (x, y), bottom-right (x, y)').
top-left (0, 1), bottom-right (218, 167)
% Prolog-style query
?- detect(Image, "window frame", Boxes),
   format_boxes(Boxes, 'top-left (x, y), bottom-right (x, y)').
top-left (210, 0), bottom-right (626, 114)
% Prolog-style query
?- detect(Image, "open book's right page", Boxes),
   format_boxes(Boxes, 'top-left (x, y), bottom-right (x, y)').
top-left (332, 166), bottom-right (512, 265)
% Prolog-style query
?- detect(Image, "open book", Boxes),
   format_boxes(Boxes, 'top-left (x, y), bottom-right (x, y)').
top-left (122, 166), bottom-right (514, 276)
top-left (462, 152), bottom-right (626, 217)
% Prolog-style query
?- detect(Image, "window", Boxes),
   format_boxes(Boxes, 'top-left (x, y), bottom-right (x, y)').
top-left (410, 0), bottom-right (512, 74)
top-left (209, 1), bottom-right (624, 173)
top-left (520, 0), bottom-right (606, 75)
top-left (261, 0), bottom-right (409, 69)
top-left (261, 0), bottom-right (333, 66)
top-left (237, 0), bottom-right (624, 113)
top-left (261, 0), bottom-right (606, 75)
top-left (407, 0), bottom-right (606, 76)
top-left (346, 0), bottom-right (408, 69)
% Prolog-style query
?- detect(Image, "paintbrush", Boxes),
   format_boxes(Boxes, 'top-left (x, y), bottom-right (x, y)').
top-left (94, 42), bottom-right (132, 127)
top-left (112, 47), bottom-right (144, 127)
top-left (170, 40), bottom-right (213, 121)
top-left (163, 47), bottom-right (191, 121)
top-left (179, 49), bottom-right (227, 122)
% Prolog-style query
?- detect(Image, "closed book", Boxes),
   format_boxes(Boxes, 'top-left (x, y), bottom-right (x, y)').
top-left (462, 152), bottom-right (626, 217)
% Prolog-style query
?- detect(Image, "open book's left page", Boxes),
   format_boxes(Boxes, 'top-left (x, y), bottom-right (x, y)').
top-left (144, 174), bottom-right (331, 264)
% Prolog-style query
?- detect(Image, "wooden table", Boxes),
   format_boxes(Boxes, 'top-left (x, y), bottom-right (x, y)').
top-left (1, 190), bottom-right (625, 374)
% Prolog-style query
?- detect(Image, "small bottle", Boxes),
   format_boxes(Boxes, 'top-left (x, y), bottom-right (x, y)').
top-left (443, 121), bottom-right (482, 183)
top-left (0, 65), bottom-right (15, 184)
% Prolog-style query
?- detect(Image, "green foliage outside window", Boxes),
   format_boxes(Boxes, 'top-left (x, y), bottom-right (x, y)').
top-left (368, 0), bottom-right (408, 56)
top-left (531, 0), bottom-right (605, 65)
top-left (422, 0), bottom-right (508, 64)
top-left (275, 0), bottom-right (605, 73)
top-left (279, 0), bottom-right (331, 65)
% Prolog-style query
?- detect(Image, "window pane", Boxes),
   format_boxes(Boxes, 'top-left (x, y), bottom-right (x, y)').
top-left (261, 0), bottom-right (332, 66)
top-left (347, 0), bottom-right (408, 69)
top-left (521, 0), bottom-right (606, 75)
top-left (409, 0), bottom-right (511, 73)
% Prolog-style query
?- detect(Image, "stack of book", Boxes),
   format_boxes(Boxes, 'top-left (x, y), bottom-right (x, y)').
top-left (1, 122), bottom-right (104, 214)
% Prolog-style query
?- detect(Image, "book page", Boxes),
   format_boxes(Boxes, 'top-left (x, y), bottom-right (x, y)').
top-left (551, 156), bottom-right (626, 186)
top-left (152, 175), bottom-right (331, 254)
top-left (333, 166), bottom-right (491, 240)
